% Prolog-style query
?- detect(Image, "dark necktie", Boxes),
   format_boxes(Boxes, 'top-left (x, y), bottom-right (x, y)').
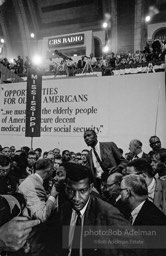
top-left (92, 147), bottom-right (107, 173)
top-left (71, 211), bottom-right (82, 256)
top-left (129, 215), bottom-right (133, 224)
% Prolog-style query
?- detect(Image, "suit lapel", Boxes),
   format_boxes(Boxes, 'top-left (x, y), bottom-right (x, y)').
top-left (133, 200), bottom-right (147, 225)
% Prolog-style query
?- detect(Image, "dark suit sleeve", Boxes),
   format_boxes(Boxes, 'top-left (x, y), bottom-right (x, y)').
top-left (110, 142), bottom-right (128, 171)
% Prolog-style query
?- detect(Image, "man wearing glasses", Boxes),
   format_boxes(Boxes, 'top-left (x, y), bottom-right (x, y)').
top-left (101, 172), bottom-right (130, 220)
top-left (148, 136), bottom-right (166, 162)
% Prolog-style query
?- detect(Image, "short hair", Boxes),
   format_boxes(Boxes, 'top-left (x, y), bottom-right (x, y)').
top-left (108, 172), bottom-right (123, 184)
top-left (84, 129), bottom-right (96, 137)
top-left (28, 151), bottom-right (37, 157)
top-left (21, 146), bottom-right (30, 153)
top-left (34, 148), bottom-right (42, 153)
top-left (123, 174), bottom-right (148, 196)
top-left (35, 158), bottom-right (53, 171)
top-left (62, 150), bottom-right (70, 156)
top-left (65, 162), bottom-right (93, 183)
top-left (81, 149), bottom-right (89, 153)
top-left (127, 158), bottom-right (153, 177)
top-left (133, 140), bottom-right (142, 148)
top-left (0, 155), bottom-right (11, 166)
top-left (149, 135), bottom-right (160, 143)
top-left (2, 146), bottom-right (10, 151)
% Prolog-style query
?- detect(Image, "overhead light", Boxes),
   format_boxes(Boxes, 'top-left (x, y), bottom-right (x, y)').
top-left (145, 15), bottom-right (151, 22)
top-left (103, 22), bottom-right (108, 29)
top-left (32, 55), bottom-right (42, 66)
top-left (30, 33), bottom-right (35, 38)
top-left (102, 45), bottom-right (109, 53)
top-left (0, 38), bottom-right (5, 43)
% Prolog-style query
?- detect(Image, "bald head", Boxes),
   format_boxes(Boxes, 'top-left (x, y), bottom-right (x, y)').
top-left (107, 172), bottom-right (123, 184)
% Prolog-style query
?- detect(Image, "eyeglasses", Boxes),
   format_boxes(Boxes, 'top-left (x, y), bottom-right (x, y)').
top-left (150, 141), bottom-right (160, 145)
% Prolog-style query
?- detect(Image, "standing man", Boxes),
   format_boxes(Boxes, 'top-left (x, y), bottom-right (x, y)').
top-left (126, 139), bottom-right (149, 162)
top-left (55, 162), bottom-right (134, 256)
top-left (148, 136), bottom-right (166, 161)
top-left (19, 158), bottom-right (58, 222)
top-left (83, 129), bottom-right (127, 191)
top-left (101, 172), bottom-right (130, 220)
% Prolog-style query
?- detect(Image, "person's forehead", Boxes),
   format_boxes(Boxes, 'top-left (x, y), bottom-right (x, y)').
top-left (84, 131), bottom-right (94, 137)
top-left (48, 153), bottom-right (54, 158)
top-left (28, 154), bottom-right (36, 158)
top-left (150, 137), bottom-right (160, 143)
top-left (54, 148), bottom-right (60, 152)
top-left (55, 159), bottom-right (62, 164)
top-left (120, 179), bottom-right (125, 188)
top-left (67, 178), bottom-right (89, 187)
top-left (107, 175), bottom-right (115, 184)
top-left (3, 148), bottom-right (10, 151)
top-left (0, 164), bottom-right (10, 169)
top-left (126, 166), bottom-right (136, 174)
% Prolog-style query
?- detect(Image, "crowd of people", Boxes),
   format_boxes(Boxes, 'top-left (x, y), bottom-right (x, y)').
top-left (0, 131), bottom-right (166, 255)
top-left (0, 39), bottom-right (166, 80)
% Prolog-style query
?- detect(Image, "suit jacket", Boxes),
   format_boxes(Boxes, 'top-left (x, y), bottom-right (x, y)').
top-left (55, 194), bottom-right (138, 256)
top-left (87, 142), bottom-right (127, 179)
top-left (133, 199), bottom-right (166, 226)
top-left (18, 174), bottom-right (56, 222)
top-left (153, 178), bottom-right (166, 215)
top-left (133, 200), bottom-right (166, 256)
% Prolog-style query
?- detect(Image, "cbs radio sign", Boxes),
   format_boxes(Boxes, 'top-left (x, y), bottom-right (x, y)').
top-left (48, 34), bottom-right (84, 48)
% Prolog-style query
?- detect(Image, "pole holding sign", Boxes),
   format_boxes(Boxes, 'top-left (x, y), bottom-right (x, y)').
top-left (25, 68), bottom-right (42, 137)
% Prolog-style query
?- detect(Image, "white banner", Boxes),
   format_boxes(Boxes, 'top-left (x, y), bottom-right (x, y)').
top-left (0, 77), bottom-right (109, 136)
top-left (0, 73), bottom-right (165, 153)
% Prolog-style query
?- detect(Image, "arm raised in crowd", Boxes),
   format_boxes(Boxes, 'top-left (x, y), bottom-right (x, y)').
top-left (0, 216), bottom-right (40, 252)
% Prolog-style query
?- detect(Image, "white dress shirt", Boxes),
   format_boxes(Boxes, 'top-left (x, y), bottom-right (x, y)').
top-left (92, 142), bottom-right (103, 178)
top-left (148, 178), bottom-right (156, 202)
top-left (68, 198), bottom-right (90, 256)
top-left (131, 200), bottom-right (146, 224)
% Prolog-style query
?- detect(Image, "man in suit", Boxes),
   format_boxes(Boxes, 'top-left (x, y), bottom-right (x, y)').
top-left (83, 129), bottom-right (127, 192)
top-left (120, 174), bottom-right (166, 225)
top-left (148, 135), bottom-right (166, 162)
top-left (55, 162), bottom-right (137, 256)
top-left (101, 172), bottom-right (130, 220)
top-left (120, 174), bottom-right (166, 256)
top-left (19, 158), bottom-right (59, 256)
top-left (125, 158), bottom-right (166, 214)
top-left (126, 140), bottom-right (150, 162)
top-left (18, 158), bottom-right (58, 222)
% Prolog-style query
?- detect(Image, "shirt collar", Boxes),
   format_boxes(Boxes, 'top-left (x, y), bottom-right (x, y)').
top-left (137, 151), bottom-right (143, 158)
top-left (148, 178), bottom-right (156, 191)
top-left (73, 197), bottom-right (90, 218)
top-left (93, 141), bottom-right (100, 151)
top-left (131, 200), bottom-right (145, 222)
top-left (35, 173), bottom-right (43, 184)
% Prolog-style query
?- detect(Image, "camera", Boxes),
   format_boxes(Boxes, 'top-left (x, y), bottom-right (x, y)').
top-left (0, 192), bottom-right (26, 226)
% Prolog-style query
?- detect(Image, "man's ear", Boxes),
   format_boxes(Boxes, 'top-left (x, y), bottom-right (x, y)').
top-left (89, 183), bottom-right (94, 193)
top-left (127, 188), bottom-right (132, 198)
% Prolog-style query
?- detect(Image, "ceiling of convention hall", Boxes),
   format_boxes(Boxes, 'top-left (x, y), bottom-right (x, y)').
top-left (0, 0), bottom-right (103, 56)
